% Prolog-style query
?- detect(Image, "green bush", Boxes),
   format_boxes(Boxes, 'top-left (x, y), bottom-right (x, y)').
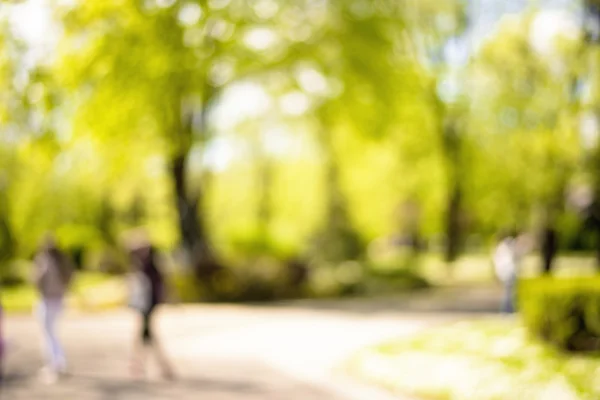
top-left (170, 271), bottom-right (206, 303)
top-left (519, 277), bottom-right (600, 352)
top-left (0, 259), bottom-right (32, 287)
top-left (170, 257), bottom-right (308, 303)
top-left (306, 261), bottom-right (429, 299)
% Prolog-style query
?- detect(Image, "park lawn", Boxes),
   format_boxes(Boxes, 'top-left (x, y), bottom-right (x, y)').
top-left (1, 272), bottom-right (127, 313)
top-left (348, 319), bottom-right (600, 400)
top-left (416, 253), bottom-right (598, 286)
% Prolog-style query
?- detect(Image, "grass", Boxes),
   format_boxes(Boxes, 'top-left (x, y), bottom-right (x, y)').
top-left (348, 319), bottom-right (600, 400)
top-left (1, 271), bottom-right (127, 313)
top-left (399, 253), bottom-right (599, 286)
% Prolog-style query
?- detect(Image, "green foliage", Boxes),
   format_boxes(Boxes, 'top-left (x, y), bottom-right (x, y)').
top-left (170, 257), bottom-right (429, 302)
top-left (0, 259), bottom-right (30, 287)
top-left (172, 257), bottom-right (298, 302)
top-left (1, 271), bottom-right (124, 313)
top-left (306, 261), bottom-right (429, 299)
top-left (0, 0), bottom-right (598, 298)
top-left (466, 12), bottom-right (583, 235)
top-left (520, 277), bottom-right (600, 352)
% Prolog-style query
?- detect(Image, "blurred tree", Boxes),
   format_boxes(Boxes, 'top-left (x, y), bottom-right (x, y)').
top-left (297, 0), bottom-right (410, 263)
top-left (582, 0), bottom-right (600, 269)
top-left (52, 0), bottom-right (302, 281)
top-left (469, 12), bottom-right (581, 272)
top-left (401, 0), bottom-right (471, 263)
top-left (0, 22), bottom-right (18, 266)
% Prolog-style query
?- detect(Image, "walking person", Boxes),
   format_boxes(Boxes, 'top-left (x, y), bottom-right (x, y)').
top-left (127, 237), bottom-right (175, 380)
top-left (33, 235), bottom-right (74, 383)
top-left (492, 231), bottom-right (530, 313)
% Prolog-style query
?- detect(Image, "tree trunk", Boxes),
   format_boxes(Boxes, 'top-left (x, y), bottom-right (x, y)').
top-left (168, 82), bottom-right (221, 282)
top-left (588, 197), bottom-right (600, 271)
top-left (596, 228), bottom-right (600, 272)
top-left (0, 216), bottom-right (14, 264)
top-left (540, 224), bottom-right (558, 274)
top-left (444, 184), bottom-right (462, 263)
top-left (170, 152), bottom-right (218, 280)
top-left (256, 153), bottom-right (273, 247)
top-left (583, 0), bottom-right (600, 269)
top-left (539, 190), bottom-right (563, 275)
top-left (442, 116), bottom-right (463, 263)
top-left (98, 197), bottom-right (115, 246)
top-left (316, 124), bottom-right (363, 262)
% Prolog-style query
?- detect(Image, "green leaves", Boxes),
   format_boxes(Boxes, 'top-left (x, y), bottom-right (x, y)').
top-left (0, 0), bottom-right (596, 267)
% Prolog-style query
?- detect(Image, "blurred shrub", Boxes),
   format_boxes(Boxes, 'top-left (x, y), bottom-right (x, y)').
top-left (171, 256), bottom-right (310, 303)
top-left (170, 257), bottom-right (428, 303)
top-left (0, 259), bottom-right (32, 287)
top-left (520, 277), bottom-right (600, 352)
top-left (170, 271), bottom-right (203, 303)
top-left (558, 212), bottom-right (596, 252)
top-left (307, 261), bottom-right (429, 298)
top-left (307, 261), bottom-right (364, 298)
top-left (228, 235), bottom-right (288, 260)
top-left (366, 267), bottom-right (430, 290)
top-left (90, 248), bottom-right (130, 275)
top-left (309, 224), bottom-right (365, 265)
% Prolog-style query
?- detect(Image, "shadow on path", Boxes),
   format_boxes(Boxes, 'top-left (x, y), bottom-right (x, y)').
top-left (268, 286), bottom-right (504, 316)
top-left (71, 374), bottom-right (261, 394)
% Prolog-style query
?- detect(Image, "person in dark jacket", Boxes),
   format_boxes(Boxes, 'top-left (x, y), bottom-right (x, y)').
top-left (127, 238), bottom-right (175, 380)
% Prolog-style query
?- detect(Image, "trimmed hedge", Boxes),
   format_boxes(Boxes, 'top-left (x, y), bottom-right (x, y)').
top-left (519, 277), bottom-right (600, 352)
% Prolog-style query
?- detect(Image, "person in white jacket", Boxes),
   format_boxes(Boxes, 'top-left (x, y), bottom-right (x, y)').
top-left (493, 232), bottom-right (527, 313)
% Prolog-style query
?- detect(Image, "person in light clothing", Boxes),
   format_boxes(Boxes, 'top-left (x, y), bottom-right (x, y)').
top-left (493, 231), bottom-right (530, 313)
top-left (33, 235), bottom-right (73, 383)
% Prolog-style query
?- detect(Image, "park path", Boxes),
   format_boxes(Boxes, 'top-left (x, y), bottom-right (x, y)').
top-left (1, 286), bottom-right (502, 400)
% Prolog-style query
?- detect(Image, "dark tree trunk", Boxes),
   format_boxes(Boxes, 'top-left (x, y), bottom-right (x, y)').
top-left (540, 225), bottom-right (558, 274)
top-left (588, 197), bottom-right (600, 271)
top-left (590, 144), bottom-right (600, 271)
top-left (442, 117), bottom-right (463, 263)
top-left (583, 1), bottom-right (600, 269)
top-left (596, 231), bottom-right (600, 272)
top-left (170, 152), bottom-right (218, 280)
top-left (444, 185), bottom-right (462, 263)
top-left (595, 198), bottom-right (600, 270)
top-left (0, 216), bottom-right (15, 264)
top-left (98, 197), bottom-right (115, 246)
top-left (539, 186), bottom-right (564, 275)
top-left (168, 82), bottom-right (222, 283)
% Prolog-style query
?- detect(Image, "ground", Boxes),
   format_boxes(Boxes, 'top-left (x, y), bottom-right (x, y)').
top-left (1, 286), bottom-right (502, 400)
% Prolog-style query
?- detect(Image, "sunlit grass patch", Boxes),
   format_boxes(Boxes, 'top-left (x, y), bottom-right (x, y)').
top-left (1, 284), bottom-right (37, 313)
top-left (2, 272), bottom-right (126, 313)
top-left (348, 319), bottom-right (600, 400)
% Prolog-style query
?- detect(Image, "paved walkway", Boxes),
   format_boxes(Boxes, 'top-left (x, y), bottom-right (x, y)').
top-left (1, 287), bottom-right (503, 399)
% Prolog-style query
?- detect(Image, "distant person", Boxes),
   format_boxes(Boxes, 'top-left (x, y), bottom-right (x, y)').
top-left (492, 232), bottom-right (525, 314)
top-left (127, 238), bottom-right (175, 380)
top-left (33, 235), bottom-right (74, 383)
